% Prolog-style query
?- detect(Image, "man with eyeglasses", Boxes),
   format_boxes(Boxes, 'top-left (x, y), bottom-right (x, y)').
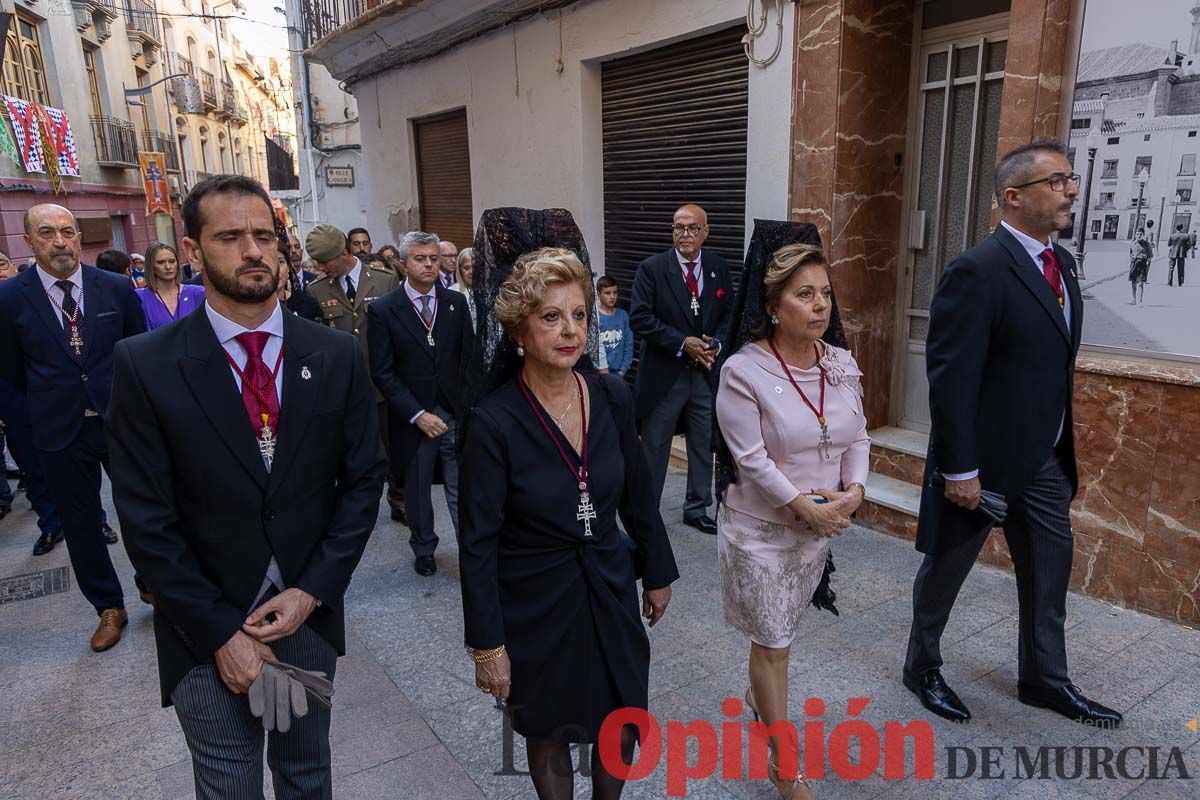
top-left (904, 141), bottom-right (1121, 731)
top-left (437, 240), bottom-right (459, 289)
top-left (630, 204), bottom-right (733, 536)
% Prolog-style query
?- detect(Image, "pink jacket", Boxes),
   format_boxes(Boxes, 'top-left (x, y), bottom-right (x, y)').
top-left (716, 341), bottom-right (870, 525)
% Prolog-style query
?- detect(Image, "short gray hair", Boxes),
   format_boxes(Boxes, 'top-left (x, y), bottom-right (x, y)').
top-left (994, 140), bottom-right (1070, 207)
top-left (398, 230), bottom-right (440, 260)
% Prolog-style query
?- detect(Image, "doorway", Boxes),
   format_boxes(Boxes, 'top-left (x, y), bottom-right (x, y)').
top-left (413, 108), bottom-right (474, 249)
top-left (895, 15), bottom-right (1009, 430)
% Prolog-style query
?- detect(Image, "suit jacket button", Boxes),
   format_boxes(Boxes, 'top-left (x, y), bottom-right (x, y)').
top-left (81, 374), bottom-right (88, 382)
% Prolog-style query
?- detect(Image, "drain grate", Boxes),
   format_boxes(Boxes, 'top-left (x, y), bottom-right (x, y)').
top-left (0, 567), bottom-right (70, 605)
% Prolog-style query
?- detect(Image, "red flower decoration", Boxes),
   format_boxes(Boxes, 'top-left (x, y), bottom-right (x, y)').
top-left (716, 288), bottom-right (726, 299)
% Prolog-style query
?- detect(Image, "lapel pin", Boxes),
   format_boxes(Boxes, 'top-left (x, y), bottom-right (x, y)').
top-left (450, 304), bottom-right (455, 311)
top-left (710, 271), bottom-right (715, 278)
top-left (775, 386), bottom-right (783, 394)
top-left (301, 366), bottom-right (312, 380)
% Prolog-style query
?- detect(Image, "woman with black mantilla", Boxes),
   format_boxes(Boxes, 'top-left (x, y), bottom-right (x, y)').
top-left (459, 234), bottom-right (678, 800)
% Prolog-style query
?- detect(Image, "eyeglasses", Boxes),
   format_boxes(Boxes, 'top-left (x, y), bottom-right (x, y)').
top-left (1010, 173), bottom-right (1081, 192)
top-left (672, 224), bottom-right (707, 236)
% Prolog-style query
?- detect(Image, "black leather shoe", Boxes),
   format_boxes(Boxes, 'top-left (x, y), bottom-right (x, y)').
top-left (32, 529), bottom-right (64, 556)
top-left (414, 555), bottom-right (436, 576)
top-left (683, 515), bottom-right (718, 535)
top-left (391, 507), bottom-right (408, 526)
top-left (904, 669), bottom-right (972, 723)
top-left (1018, 683), bottom-right (1122, 729)
top-left (0, 504), bottom-right (9, 520)
top-left (102, 523), bottom-right (118, 545)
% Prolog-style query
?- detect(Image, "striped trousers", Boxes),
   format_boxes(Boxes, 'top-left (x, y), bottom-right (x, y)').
top-left (905, 453), bottom-right (1075, 689)
top-left (171, 621), bottom-right (338, 800)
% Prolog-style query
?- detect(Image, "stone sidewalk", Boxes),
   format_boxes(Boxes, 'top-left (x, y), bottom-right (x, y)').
top-left (1, 467), bottom-right (1198, 799)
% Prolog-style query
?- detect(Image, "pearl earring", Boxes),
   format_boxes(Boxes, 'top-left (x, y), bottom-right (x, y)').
top-left (771, 314), bottom-right (779, 325)
top-left (517, 345), bottom-right (525, 356)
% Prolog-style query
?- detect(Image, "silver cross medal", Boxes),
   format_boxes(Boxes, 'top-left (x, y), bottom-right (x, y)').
top-left (68, 324), bottom-right (83, 356)
top-left (817, 415), bottom-right (832, 462)
top-left (576, 482), bottom-right (597, 537)
top-left (427, 331), bottom-right (435, 347)
top-left (257, 414), bottom-right (276, 471)
top-left (690, 294), bottom-right (700, 316)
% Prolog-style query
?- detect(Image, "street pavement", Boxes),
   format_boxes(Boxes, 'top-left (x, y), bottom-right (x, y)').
top-left (1073, 239), bottom-right (1199, 356)
top-left (2, 466), bottom-right (1199, 799)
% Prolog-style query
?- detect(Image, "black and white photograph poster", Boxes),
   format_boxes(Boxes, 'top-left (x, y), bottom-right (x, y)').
top-left (1067, 0), bottom-right (1200, 357)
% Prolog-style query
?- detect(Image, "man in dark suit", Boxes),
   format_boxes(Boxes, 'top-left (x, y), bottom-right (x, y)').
top-left (106, 175), bottom-right (385, 798)
top-left (368, 230), bottom-right (473, 576)
top-left (903, 141), bottom-right (1121, 729)
top-left (0, 204), bottom-right (146, 651)
top-left (630, 204), bottom-right (733, 535)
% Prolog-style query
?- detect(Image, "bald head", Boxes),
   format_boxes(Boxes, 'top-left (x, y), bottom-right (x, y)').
top-left (24, 204), bottom-right (81, 277)
top-left (672, 204), bottom-right (710, 260)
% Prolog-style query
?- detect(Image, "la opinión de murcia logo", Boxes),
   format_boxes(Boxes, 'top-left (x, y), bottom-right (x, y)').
top-left (491, 700), bottom-right (1197, 795)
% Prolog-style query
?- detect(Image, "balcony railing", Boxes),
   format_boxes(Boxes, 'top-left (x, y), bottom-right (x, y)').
top-left (219, 80), bottom-right (238, 117)
top-left (200, 69), bottom-right (217, 108)
top-left (299, 0), bottom-right (369, 47)
top-left (142, 129), bottom-right (180, 172)
top-left (166, 51), bottom-right (193, 78)
top-left (124, 0), bottom-right (161, 45)
top-left (90, 115), bottom-right (139, 167)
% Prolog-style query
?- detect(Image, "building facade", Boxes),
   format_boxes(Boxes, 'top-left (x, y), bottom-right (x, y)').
top-left (0, 0), bottom-right (298, 263)
top-left (305, 0), bottom-right (1200, 625)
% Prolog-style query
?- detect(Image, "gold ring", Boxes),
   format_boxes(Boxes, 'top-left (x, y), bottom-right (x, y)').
top-left (481, 687), bottom-right (491, 694)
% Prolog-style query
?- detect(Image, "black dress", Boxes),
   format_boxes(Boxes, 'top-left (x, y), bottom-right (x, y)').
top-left (459, 372), bottom-right (679, 742)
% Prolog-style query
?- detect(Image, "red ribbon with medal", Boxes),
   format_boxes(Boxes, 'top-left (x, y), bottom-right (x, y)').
top-left (517, 370), bottom-right (597, 537)
top-left (768, 337), bottom-right (833, 462)
top-left (223, 347), bottom-right (285, 470)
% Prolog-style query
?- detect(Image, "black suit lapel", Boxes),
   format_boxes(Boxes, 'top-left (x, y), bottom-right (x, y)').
top-left (994, 227), bottom-right (1070, 344)
top-left (391, 291), bottom-right (436, 359)
top-left (267, 314), bottom-right (322, 496)
top-left (79, 267), bottom-right (99, 364)
top-left (179, 313), bottom-right (268, 490)
top-left (1055, 244), bottom-right (1084, 354)
top-left (18, 271), bottom-right (79, 363)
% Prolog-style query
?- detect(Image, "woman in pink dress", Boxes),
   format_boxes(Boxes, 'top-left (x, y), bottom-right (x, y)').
top-left (715, 239), bottom-right (870, 799)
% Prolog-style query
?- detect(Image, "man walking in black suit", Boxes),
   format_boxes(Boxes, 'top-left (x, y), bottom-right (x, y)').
top-left (106, 175), bottom-right (386, 798)
top-left (903, 141), bottom-right (1121, 729)
top-left (0, 204), bottom-right (146, 651)
top-left (630, 204), bottom-right (733, 535)
top-left (368, 231), bottom-right (473, 576)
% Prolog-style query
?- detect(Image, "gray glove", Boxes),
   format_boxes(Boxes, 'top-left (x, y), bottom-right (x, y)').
top-left (247, 660), bottom-right (335, 732)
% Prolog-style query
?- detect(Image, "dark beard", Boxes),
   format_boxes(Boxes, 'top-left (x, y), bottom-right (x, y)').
top-left (202, 252), bottom-right (281, 303)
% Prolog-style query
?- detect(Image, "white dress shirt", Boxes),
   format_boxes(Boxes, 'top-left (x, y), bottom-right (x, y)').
top-left (944, 221), bottom-right (1069, 482)
top-left (205, 301), bottom-right (286, 605)
top-left (404, 281), bottom-right (438, 424)
top-left (36, 264), bottom-right (85, 324)
top-left (342, 259), bottom-right (363, 298)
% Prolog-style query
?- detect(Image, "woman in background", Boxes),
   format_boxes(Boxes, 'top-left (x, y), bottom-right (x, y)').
top-left (450, 247), bottom-right (476, 326)
top-left (136, 243), bottom-right (204, 330)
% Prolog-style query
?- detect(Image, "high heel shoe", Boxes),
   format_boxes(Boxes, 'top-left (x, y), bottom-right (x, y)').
top-left (745, 686), bottom-right (759, 721)
top-left (769, 757), bottom-right (811, 800)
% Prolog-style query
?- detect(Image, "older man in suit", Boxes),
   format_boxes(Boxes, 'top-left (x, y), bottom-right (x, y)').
top-left (368, 231), bottom-right (473, 576)
top-left (630, 204), bottom-right (733, 535)
top-left (0, 205), bottom-right (146, 651)
top-left (107, 175), bottom-right (385, 799)
top-left (903, 141), bottom-right (1121, 730)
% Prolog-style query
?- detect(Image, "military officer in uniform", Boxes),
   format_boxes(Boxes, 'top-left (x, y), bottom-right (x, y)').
top-left (305, 224), bottom-right (407, 523)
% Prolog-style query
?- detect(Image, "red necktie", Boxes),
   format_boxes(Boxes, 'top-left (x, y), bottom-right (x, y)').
top-left (684, 261), bottom-right (699, 296)
top-left (235, 332), bottom-right (280, 436)
top-left (1040, 248), bottom-right (1064, 306)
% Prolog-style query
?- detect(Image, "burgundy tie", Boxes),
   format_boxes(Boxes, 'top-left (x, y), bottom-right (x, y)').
top-left (235, 332), bottom-right (280, 436)
top-left (684, 262), bottom-right (699, 296)
top-left (1040, 248), bottom-right (1064, 306)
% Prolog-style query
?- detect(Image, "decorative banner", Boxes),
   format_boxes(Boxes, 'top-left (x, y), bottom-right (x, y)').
top-left (2, 95), bottom-right (45, 173)
top-left (37, 105), bottom-right (80, 177)
top-left (37, 114), bottom-right (62, 194)
top-left (139, 152), bottom-right (171, 215)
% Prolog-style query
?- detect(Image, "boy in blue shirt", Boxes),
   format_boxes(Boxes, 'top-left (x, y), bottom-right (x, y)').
top-left (597, 275), bottom-right (633, 377)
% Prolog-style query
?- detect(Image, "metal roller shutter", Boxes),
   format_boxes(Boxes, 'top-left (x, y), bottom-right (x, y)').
top-left (601, 24), bottom-right (749, 302)
top-left (414, 109), bottom-right (474, 248)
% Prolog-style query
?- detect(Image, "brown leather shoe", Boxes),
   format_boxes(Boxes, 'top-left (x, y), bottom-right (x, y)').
top-left (90, 608), bottom-right (128, 652)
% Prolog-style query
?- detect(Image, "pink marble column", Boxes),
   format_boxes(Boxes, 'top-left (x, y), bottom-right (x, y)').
top-left (789, 0), bottom-right (916, 427)
top-left (996, 0), bottom-right (1073, 158)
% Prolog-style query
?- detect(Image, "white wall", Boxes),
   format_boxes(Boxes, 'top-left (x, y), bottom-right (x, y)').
top-left (351, 0), bottom-right (795, 270)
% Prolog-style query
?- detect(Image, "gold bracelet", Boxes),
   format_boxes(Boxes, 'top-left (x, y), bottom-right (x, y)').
top-left (471, 645), bottom-right (506, 664)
